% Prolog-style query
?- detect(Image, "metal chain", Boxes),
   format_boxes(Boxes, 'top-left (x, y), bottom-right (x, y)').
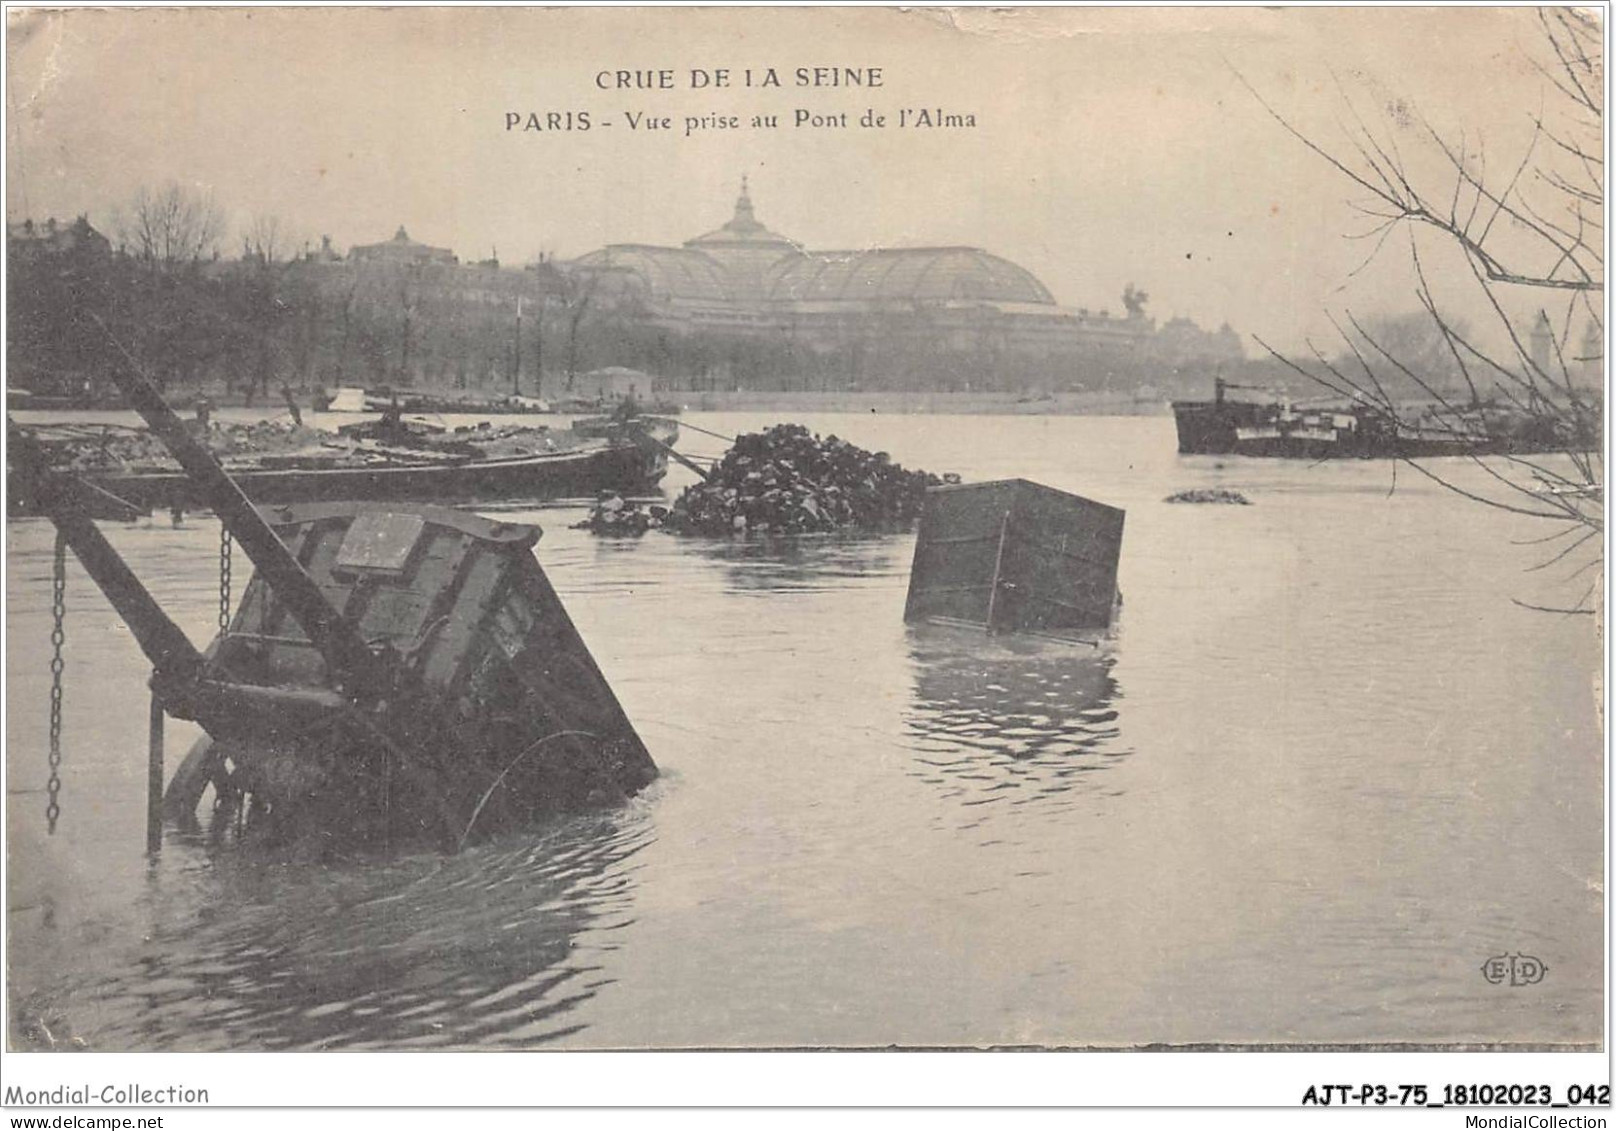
top-left (218, 525), bottom-right (233, 632)
top-left (46, 531), bottom-right (66, 834)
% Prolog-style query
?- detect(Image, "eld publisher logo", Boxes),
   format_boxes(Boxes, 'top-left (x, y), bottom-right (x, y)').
top-left (1481, 952), bottom-right (1548, 986)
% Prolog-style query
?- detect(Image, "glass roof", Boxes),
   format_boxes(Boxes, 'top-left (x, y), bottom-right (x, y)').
top-left (572, 245), bottom-right (733, 304)
top-left (766, 248), bottom-right (1055, 305)
top-left (573, 224), bottom-right (1057, 309)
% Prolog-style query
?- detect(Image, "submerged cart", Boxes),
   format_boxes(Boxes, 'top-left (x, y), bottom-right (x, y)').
top-left (14, 342), bottom-right (656, 854)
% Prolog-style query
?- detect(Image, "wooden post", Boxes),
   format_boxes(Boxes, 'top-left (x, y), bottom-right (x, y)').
top-left (628, 424), bottom-right (709, 482)
top-left (513, 295), bottom-right (523, 395)
top-left (147, 688), bottom-right (164, 854)
top-left (982, 510), bottom-right (1011, 634)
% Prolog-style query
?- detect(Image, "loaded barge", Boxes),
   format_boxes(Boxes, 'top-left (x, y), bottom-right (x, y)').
top-left (1170, 379), bottom-right (1581, 459)
top-left (8, 415), bottom-right (677, 518)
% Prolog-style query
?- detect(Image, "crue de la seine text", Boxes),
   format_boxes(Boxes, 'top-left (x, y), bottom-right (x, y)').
top-left (507, 64), bottom-right (978, 137)
top-left (594, 66), bottom-right (883, 89)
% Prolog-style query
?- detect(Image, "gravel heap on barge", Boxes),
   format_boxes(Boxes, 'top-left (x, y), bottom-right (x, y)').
top-left (24, 417), bottom-right (589, 474)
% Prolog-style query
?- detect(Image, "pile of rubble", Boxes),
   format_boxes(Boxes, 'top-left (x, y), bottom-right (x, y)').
top-left (576, 423), bottom-right (955, 536)
top-left (34, 419), bottom-right (333, 472)
top-left (204, 419), bottom-right (334, 459)
top-left (337, 417), bottom-right (579, 460)
top-left (575, 496), bottom-right (670, 535)
top-left (1164, 487), bottom-right (1251, 505)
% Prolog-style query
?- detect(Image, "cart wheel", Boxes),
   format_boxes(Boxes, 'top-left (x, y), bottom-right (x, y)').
top-left (162, 735), bottom-right (225, 823)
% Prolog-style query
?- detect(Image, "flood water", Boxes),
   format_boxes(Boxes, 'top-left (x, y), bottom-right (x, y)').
top-left (5, 412), bottom-right (1603, 1049)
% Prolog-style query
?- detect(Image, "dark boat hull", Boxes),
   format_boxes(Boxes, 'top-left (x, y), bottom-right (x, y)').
top-left (10, 442), bottom-right (666, 516)
top-left (1170, 398), bottom-right (1505, 459)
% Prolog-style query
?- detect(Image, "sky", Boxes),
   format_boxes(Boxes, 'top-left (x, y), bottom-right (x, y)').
top-left (4, 5), bottom-right (1588, 352)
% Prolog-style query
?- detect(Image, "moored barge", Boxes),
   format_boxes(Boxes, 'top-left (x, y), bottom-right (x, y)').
top-left (8, 417), bottom-right (677, 518)
top-left (1170, 379), bottom-right (1582, 459)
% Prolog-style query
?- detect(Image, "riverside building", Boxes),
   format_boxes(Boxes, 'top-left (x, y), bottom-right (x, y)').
top-left (566, 179), bottom-right (1246, 392)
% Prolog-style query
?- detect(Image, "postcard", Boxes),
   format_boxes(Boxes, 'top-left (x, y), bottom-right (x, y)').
top-left (4, 4), bottom-right (1605, 1112)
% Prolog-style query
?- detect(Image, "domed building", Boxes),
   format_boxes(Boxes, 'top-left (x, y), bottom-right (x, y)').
top-left (350, 225), bottom-right (458, 267)
top-left (568, 180), bottom-right (1244, 391)
top-left (574, 179), bottom-right (1063, 319)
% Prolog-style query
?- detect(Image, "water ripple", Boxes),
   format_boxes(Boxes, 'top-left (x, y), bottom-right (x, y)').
top-left (903, 626), bottom-right (1131, 822)
top-left (28, 807), bottom-right (656, 1050)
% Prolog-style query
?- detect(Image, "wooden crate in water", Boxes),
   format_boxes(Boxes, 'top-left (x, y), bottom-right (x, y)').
top-left (903, 479), bottom-right (1125, 638)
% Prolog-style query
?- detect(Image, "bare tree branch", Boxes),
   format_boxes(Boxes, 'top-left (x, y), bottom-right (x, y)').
top-left (1242, 15), bottom-right (1603, 612)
